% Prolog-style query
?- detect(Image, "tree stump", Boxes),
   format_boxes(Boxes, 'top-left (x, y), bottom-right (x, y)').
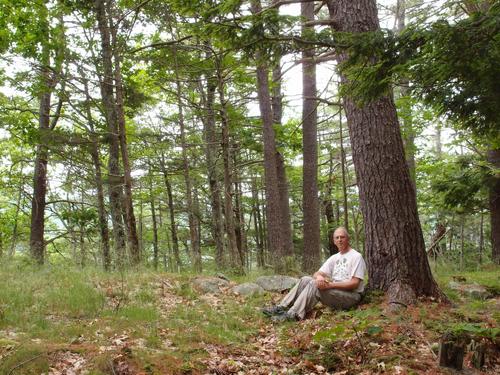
top-left (438, 333), bottom-right (466, 370)
top-left (470, 340), bottom-right (486, 369)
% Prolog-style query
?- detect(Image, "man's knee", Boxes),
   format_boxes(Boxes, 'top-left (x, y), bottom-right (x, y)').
top-left (299, 276), bottom-right (315, 287)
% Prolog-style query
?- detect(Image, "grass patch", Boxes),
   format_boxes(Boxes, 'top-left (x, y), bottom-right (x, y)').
top-left (0, 346), bottom-right (49, 375)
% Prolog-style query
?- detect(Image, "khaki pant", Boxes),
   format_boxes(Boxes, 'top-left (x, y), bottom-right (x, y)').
top-left (278, 276), bottom-right (361, 319)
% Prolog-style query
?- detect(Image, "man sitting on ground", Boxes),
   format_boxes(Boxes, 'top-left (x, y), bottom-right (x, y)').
top-left (263, 227), bottom-right (366, 321)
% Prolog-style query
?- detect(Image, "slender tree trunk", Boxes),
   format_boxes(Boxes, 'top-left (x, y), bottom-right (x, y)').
top-left (301, 0), bottom-right (320, 273)
top-left (234, 165), bottom-right (247, 268)
top-left (83, 75), bottom-right (111, 271)
top-left (479, 212), bottom-right (484, 265)
top-left (172, 48), bottom-right (201, 272)
top-left (460, 217), bottom-right (465, 270)
top-left (276, 152), bottom-right (293, 257)
top-left (217, 71), bottom-right (243, 274)
top-left (160, 156), bottom-right (182, 271)
top-left (323, 151), bottom-right (338, 255)
top-left (10, 165), bottom-right (24, 257)
top-left (488, 149), bottom-right (500, 264)
top-left (199, 57), bottom-right (226, 269)
top-left (111, 21), bottom-right (140, 265)
top-left (95, 0), bottom-right (127, 267)
top-left (435, 124), bottom-right (442, 158)
top-left (30, 57), bottom-right (52, 265)
top-left (149, 166), bottom-right (159, 270)
top-left (251, 0), bottom-right (289, 272)
top-left (138, 186), bottom-right (144, 256)
top-left (339, 109), bottom-right (349, 231)
top-left (351, 204), bottom-right (361, 251)
top-left (327, 0), bottom-right (445, 304)
top-left (252, 177), bottom-right (265, 268)
top-left (270, 0), bottom-right (294, 259)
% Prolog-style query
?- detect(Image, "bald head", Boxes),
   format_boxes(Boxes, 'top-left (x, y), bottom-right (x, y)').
top-left (333, 227), bottom-right (350, 253)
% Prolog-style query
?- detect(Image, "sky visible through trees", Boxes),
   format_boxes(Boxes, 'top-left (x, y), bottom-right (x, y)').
top-left (0, 0), bottom-right (498, 281)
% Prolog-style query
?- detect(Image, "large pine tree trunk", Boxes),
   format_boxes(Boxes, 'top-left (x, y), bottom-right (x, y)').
top-left (327, 0), bottom-right (445, 305)
top-left (488, 149), bottom-right (500, 264)
top-left (95, 0), bottom-right (127, 267)
top-left (301, 0), bottom-right (320, 273)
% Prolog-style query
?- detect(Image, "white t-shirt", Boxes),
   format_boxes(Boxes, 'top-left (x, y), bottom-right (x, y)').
top-left (319, 248), bottom-right (366, 293)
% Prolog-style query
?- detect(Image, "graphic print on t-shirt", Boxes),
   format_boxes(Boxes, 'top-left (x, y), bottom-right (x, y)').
top-left (332, 257), bottom-right (350, 281)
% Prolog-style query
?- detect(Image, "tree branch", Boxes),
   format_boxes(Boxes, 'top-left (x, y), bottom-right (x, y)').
top-left (129, 35), bottom-right (194, 54)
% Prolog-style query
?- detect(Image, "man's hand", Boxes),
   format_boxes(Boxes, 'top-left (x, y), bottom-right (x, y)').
top-left (313, 272), bottom-right (333, 290)
top-left (316, 279), bottom-right (332, 290)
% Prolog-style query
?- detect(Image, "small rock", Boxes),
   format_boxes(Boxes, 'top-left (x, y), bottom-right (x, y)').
top-left (192, 277), bottom-right (230, 294)
top-left (255, 275), bottom-right (299, 292)
top-left (232, 283), bottom-right (265, 297)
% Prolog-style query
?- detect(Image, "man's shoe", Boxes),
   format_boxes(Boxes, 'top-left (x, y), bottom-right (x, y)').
top-left (271, 311), bottom-right (298, 322)
top-left (261, 305), bottom-right (287, 317)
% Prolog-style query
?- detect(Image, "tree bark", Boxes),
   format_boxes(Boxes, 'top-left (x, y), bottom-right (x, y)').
top-left (199, 54), bottom-right (226, 270)
top-left (234, 162), bottom-right (248, 269)
top-left (327, 0), bottom-right (445, 304)
top-left (301, 0), bottom-right (321, 273)
top-left (95, 0), bottom-right (127, 267)
top-left (251, 0), bottom-right (290, 273)
top-left (160, 156), bottom-right (182, 271)
top-left (172, 47), bottom-right (201, 272)
top-left (487, 149), bottom-right (500, 264)
top-left (271, 50), bottom-right (294, 260)
top-left (217, 63), bottom-right (244, 274)
top-left (323, 151), bottom-right (338, 256)
top-left (394, 0), bottom-right (417, 187)
top-left (30, 30), bottom-right (53, 265)
top-left (252, 177), bottom-right (265, 267)
top-left (339, 109), bottom-right (349, 231)
top-left (111, 18), bottom-right (140, 265)
top-left (479, 212), bottom-right (484, 265)
top-left (10, 173), bottom-right (23, 257)
top-left (148, 166), bottom-right (159, 270)
top-left (83, 74), bottom-right (111, 270)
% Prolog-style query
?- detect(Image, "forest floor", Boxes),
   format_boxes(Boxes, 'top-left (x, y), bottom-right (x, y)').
top-left (0, 261), bottom-right (499, 375)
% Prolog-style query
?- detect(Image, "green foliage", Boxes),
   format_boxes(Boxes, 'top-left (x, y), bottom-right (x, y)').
top-left (340, 3), bottom-right (500, 139)
top-left (447, 322), bottom-right (500, 340)
top-left (313, 307), bottom-right (384, 345)
top-left (430, 155), bottom-right (488, 213)
top-left (0, 346), bottom-right (49, 375)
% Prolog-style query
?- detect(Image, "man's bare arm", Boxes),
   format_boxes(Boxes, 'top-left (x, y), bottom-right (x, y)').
top-left (317, 277), bottom-right (361, 291)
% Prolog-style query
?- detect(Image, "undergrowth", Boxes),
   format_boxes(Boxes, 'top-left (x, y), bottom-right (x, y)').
top-left (0, 258), bottom-right (498, 374)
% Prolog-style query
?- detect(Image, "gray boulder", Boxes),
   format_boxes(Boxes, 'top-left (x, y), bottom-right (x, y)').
top-left (192, 277), bottom-right (230, 294)
top-left (255, 275), bottom-right (299, 292)
top-left (448, 281), bottom-right (492, 300)
top-left (232, 283), bottom-right (265, 297)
